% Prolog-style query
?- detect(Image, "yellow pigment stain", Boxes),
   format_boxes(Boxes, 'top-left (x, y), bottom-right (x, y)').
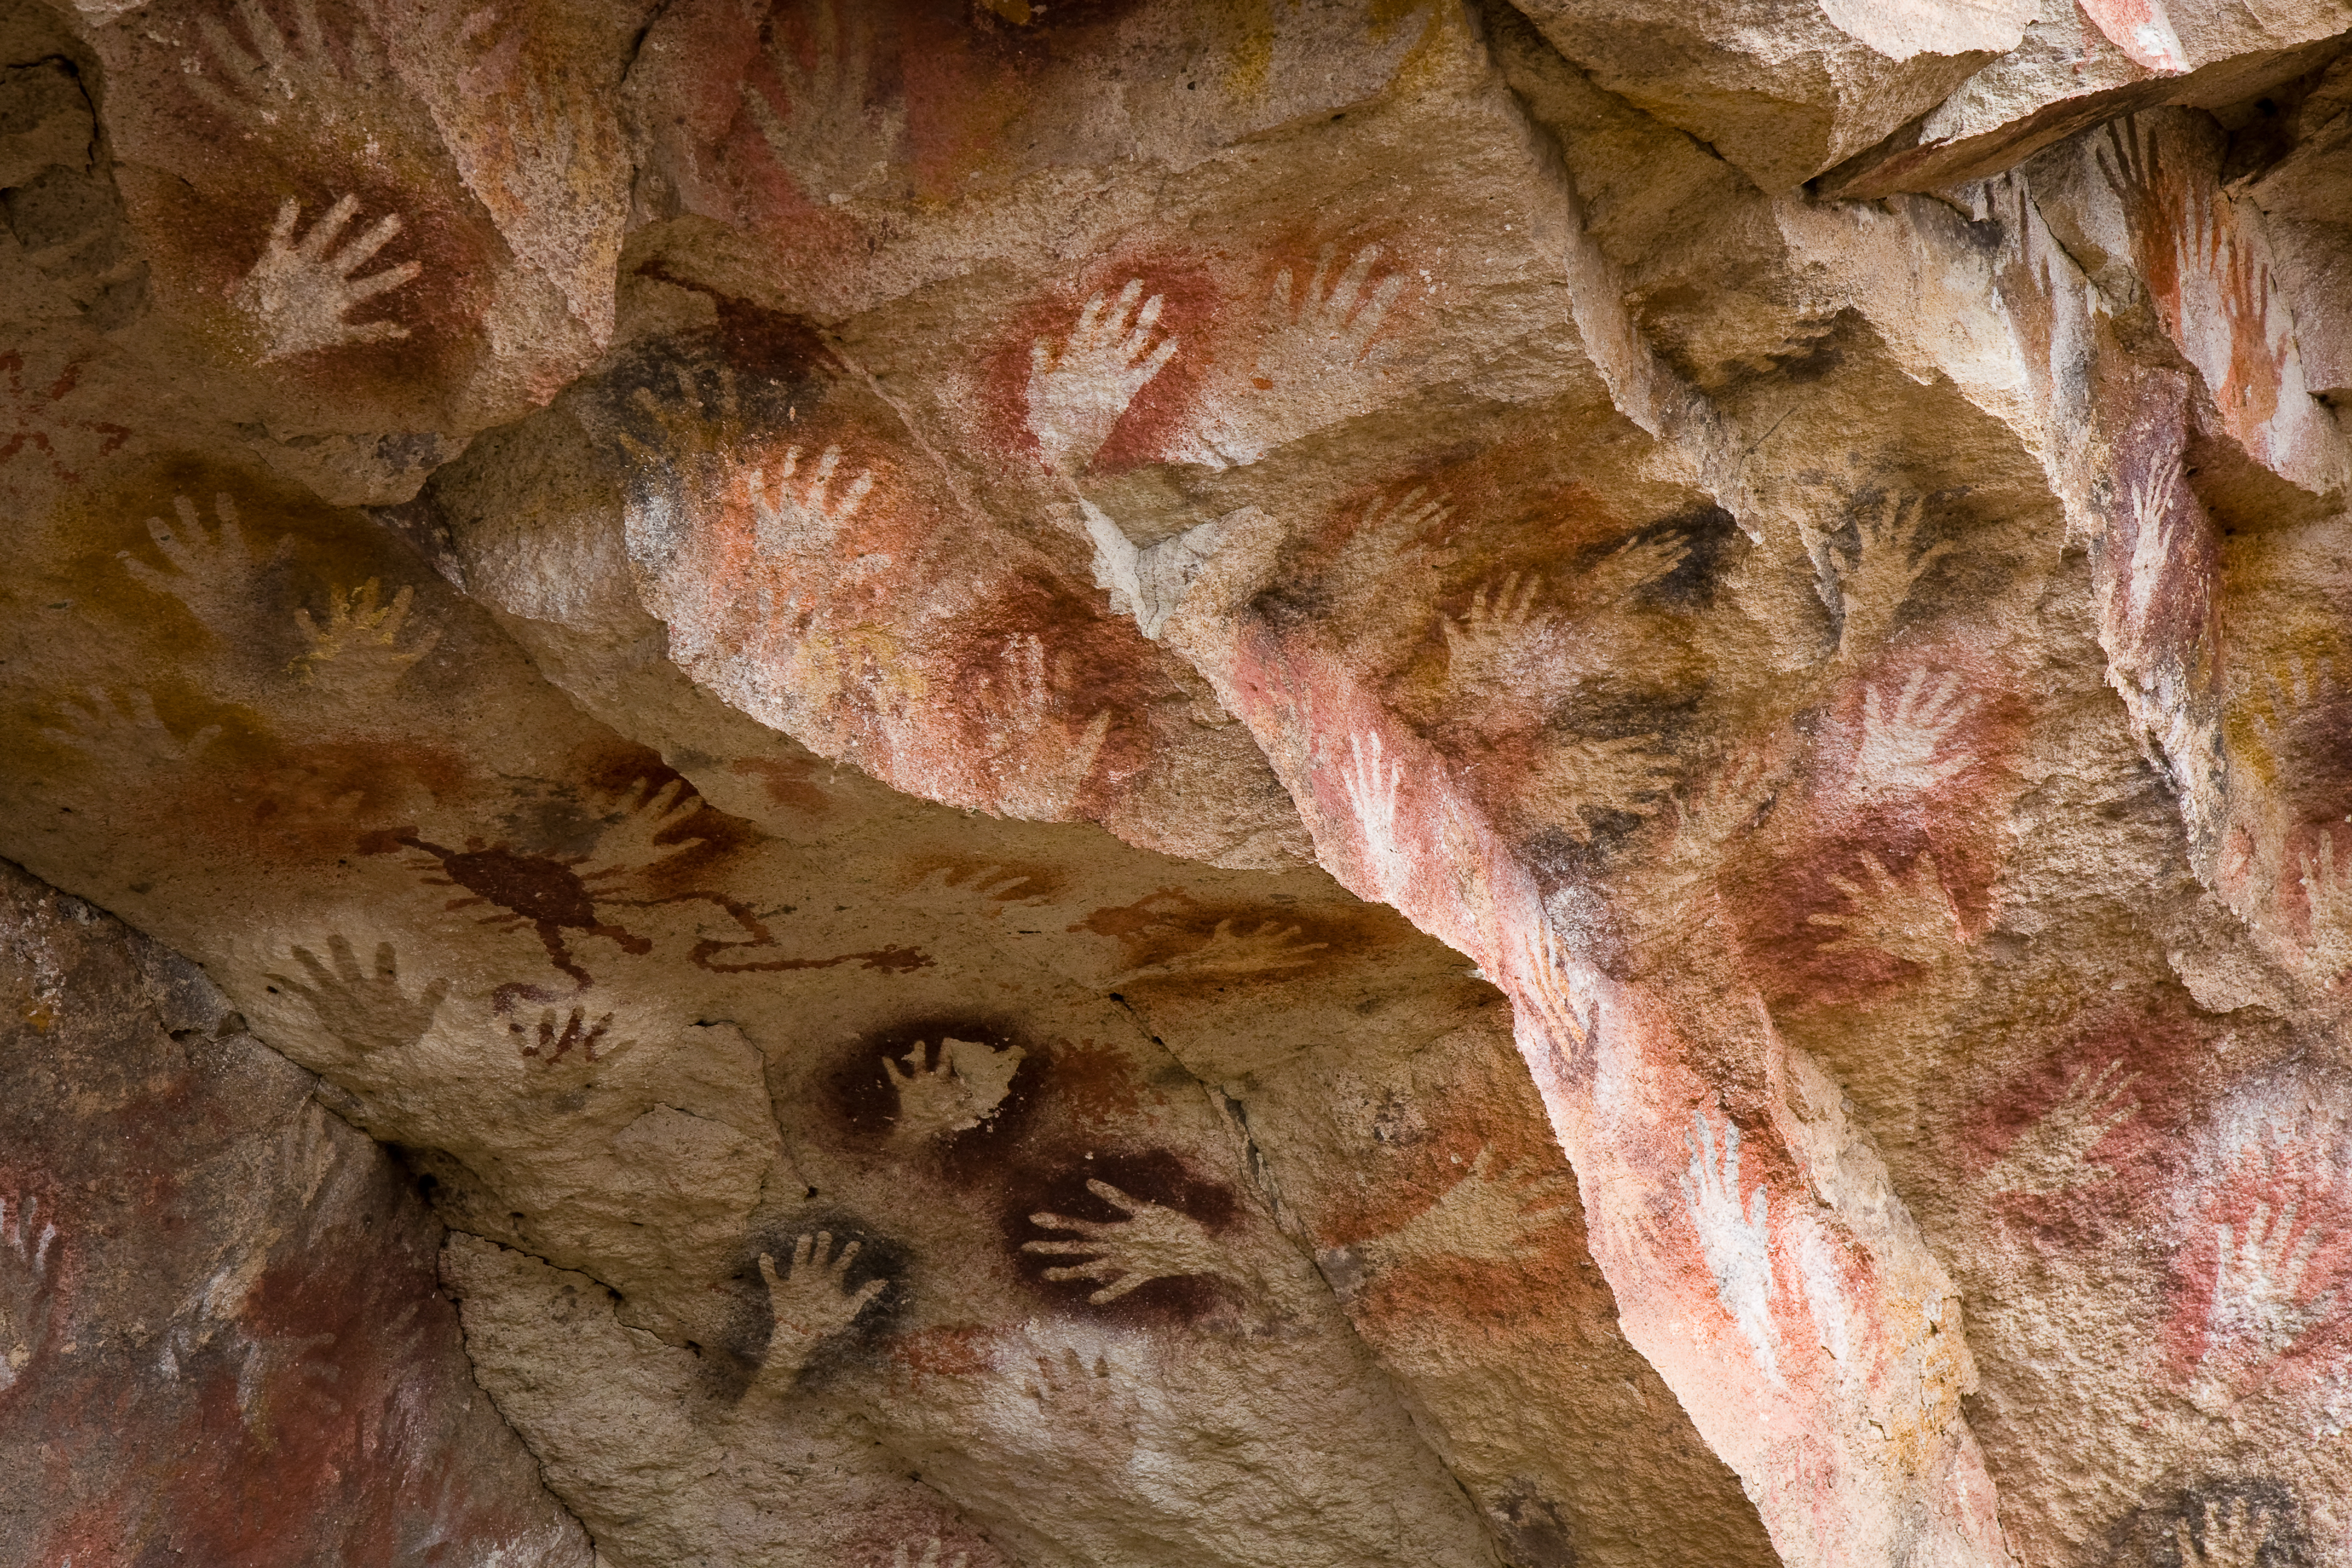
top-left (1223, 0), bottom-right (1276, 101)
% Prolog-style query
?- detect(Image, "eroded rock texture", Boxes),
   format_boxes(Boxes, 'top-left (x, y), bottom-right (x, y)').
top-left (5, 1), bottom-right (2352, 1564)
top-left (0, 858), bottom-right (592, 1564)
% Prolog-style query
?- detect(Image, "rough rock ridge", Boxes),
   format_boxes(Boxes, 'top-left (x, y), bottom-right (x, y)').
top-left (4, 1), bottom-right (2352, 1564)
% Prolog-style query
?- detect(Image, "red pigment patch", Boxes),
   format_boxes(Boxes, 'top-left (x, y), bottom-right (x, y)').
top-left (2159, 1137), bottom-right (2352, 1394)
top-left (1952, 1005), bottom-right (2212, 1244)
top-left (837, 1514), bottom-right (1008, 1568)
top-left (0, 1169), bottom-right (70, 1409)
top-left (38, 1218), bottom-right (522, 1565)
top-left (731, 754), bottom-right (833, 816)
top-left (639, 0), bottom-right (860, 256)
top-left (181, 737), bottom-right (470, 863)
top-left (976, 250), bottom-right (1223, 475)
top-left (1733, 830), bottom-right (1956, 1011)
top-left (1737, 644), bottom-right (2024, 1007)
top-left (897, 853), bottom-right (1065, 905)
top-left (1071, 887), bottom-right (1200, 943)
top-left (886, 1322), bottom-right (998, 1388)
top-left (2273, 685), bottom-right (2352, 823)
top-left (0, 354), bottom-right (129, 488)
top-left (894, 0), bottom-right (1166, 200)
top-left (1356, 1244), bottom-right (1587, 1342)
top-left (1040, 1041), bottom-right (1146, 1129)
top-left (927, 572), bottom-right (1168, 814)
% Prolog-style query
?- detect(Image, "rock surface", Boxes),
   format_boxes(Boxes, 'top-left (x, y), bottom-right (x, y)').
top-left (0, 857), bottom-right (592, 1565)
top-left (5, 1), bottom-right (2352, 1565)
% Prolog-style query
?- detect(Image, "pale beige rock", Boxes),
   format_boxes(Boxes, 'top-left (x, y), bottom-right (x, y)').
top-left (1511, 0), bottom-right (2032, 190)
top-left (8, 2), bottom-right (2352, 1565)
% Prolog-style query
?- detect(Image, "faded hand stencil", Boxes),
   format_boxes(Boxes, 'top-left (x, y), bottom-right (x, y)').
top-left (1657, 743), bottom-right (1785, 900)
top-left (1580, 529), bottom-right (1692, 613)
top-left (1023, 1345), bottom-right (1128, 1433)
top-left (1027, 279), bottom-right (1179, 472)
top-left (1361, 1146), bottom-right (1577, 1269)
top-left (188, 0), bottom-right (391, 129)
top-left (439, 5), bottom-right (627, 324)
top-left (903, 861), bottom-right (1052, 915)
top-left (290, 578), bottom-right (439, 696)
top-left (1109, 918), bottom-right (1328, 984)
top-left (1185, 242), bottom-right (1406, 467)
top-left (1683, 1109), bottom-right (1777, 1379)
top-left (750, 444), bottom-right (876, 564)
top-left (1805, 852), bottom-right (1963, 969)
top-left (1023, 1179), bottom-right (1229, 1304)
top-left (971, 634), bottom-right (1112, 820)
top-left (884, 1037), bottom-right (1024, 1141)
top-left (2171, 1496), bottom-right (2279, 1568)
top-left (1527, 734), bottom-right (1679, 843)
top-left (1338, 486), bottom-right (1449, 595)
top-left (44, 687), bottom-right (220, 766)
top-left (2238, 655), bottom-right (2339, 786)
top-left (742, 0), bottom-right (905, 205)
top-left (2295, 834), bottom-right (2352, 984)
top-left (233, 196), bottom-right (423, 362)
top-left (891, 1539), bottom-right (969, 1568)
top-left (120, 492), bottom-right (272, 637)
top-left (0, 1192), bottom-right (59, 1394)
top-left (757, 1230), bottom-right (889, 1385)
top-left (1985, 1059), bottom-right (2140, 1196)
top-left (267, 933), bottom-right (448, 1053)
top-left (2099, 116), bottom-right (2328, 479)
top-left (1442, 574), bottom-right (1547, 693)
top-left (1805, 492), bottom-right (1950, 662)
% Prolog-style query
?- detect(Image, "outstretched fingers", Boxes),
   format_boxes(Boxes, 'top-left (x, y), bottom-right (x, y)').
top-left (1088, 1272), bottom-right (1151, 1304)
top-left (1119, 289), bottom-right (1165, 354)
top-left (298, 194), bottom-right (363, 262)
top-left (270, 949), bottom-right (326, 1005)
top-left (1069, 289), bottom-right (1113, 354)
top-left (1135, 332), bottom-right (1180, 385)
top-left (1026, 1211), bottom-right (1111, 1240)
top-left (1085, 1180), bottom-right (1144, 1215)
top-left (346, 258), bottom-right (422, 306)
top-left (335, 211), bottom-right (407, 274)
top-left (1322, 244), bottom-right (1379, 324)
top-left (235, 0), bottom-right (293, 78)
top-left (1349, 262), bottom-right (1406, 348)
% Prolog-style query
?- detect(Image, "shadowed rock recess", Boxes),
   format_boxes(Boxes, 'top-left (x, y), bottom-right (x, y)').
top-left (5, 0), bottom-right (2352, 1563)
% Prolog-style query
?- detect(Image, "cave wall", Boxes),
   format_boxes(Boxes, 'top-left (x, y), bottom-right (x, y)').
top-left (5, 1), bottom-right (2352, 1564)
top-left (0, 858), bottom-right (593, 1565)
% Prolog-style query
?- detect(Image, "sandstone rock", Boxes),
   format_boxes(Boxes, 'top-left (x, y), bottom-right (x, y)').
top-left (7, 1), bottom-right (2352, 1565)
top-left (0, 857), bottom-right (592, 1565)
